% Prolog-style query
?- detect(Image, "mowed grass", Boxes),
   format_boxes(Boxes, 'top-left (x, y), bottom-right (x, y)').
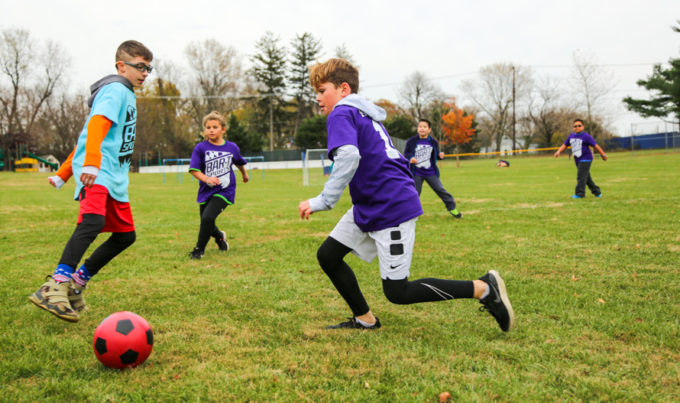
top-left (1, 151), bottom-right (679, 402)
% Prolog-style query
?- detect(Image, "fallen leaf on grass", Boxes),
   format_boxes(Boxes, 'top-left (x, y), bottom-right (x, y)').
top-left (635, 318), bottom-right (643, 323)
top-left (545, 339), bottom-right (556, 344)
top-left (574, 292), bottom-right (579, 297)
top-left (570, 274), bottom-right (579, 281)
top-left (597, 298), bottom-right (606, 304)
top-left (439, 391), bottom-right (452, 402)
top-left (635, 243), bottom-right (641, 249)
top-left (364, 381), bottom-right (370, 389)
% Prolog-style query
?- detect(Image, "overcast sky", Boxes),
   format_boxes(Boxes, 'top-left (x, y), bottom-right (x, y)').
top-left (3, 0), bottom-right (679, 136)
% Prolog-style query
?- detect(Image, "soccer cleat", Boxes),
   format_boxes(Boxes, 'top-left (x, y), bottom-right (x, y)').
top-left (215, 230), bottom-right (229, 252)
top-left (478, 270), bottom-right (514, 332)
top-left (189, 247), bottom-right (204, 260)
top-left (449, 209), bottom-right (462, 219)
top-left (68, 279), bottom-right (87, 312)
top-left (28, 276), bottom-right (79, 322)
top-left (326, 317), bottom-right (381, 330)
top-left (596, 194), bottom-right (602, 198)
top-left (571, 195), bottom-right (584, 199)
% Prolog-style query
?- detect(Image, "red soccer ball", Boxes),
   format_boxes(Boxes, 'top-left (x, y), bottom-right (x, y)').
top-left (93, 311), bottom-right (153, 369)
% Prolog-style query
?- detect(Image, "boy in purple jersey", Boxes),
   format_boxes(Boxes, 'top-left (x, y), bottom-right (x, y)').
top-left (298, 59), bottom-right (514, 332)
top-left (554, 119), bottom-right (608, 199)
top-left (188, 111), bottom-right (249, 259)
top-left (404, 118), bottom-right (461, 218)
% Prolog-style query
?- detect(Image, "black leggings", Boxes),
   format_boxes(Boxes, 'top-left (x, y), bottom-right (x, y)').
top-left (317, 237), bottom-right (474, 317)
top-left (195, 197), bottom-right (228, 251)
top-left (59, 213), bottom-right (136, 276)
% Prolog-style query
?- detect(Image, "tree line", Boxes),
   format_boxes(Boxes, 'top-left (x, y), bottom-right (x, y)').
top-left (2, 25), bottom-right (679, 170)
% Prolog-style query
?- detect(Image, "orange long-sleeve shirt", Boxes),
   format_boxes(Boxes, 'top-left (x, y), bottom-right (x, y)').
top-left (54, 115), bottom-right (113, 182)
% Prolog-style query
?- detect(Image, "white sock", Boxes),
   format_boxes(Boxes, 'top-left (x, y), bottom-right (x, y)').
top-left (355, 317), bottom-right (376, 327)
top-left (480, 285), bottom-right (490, 300)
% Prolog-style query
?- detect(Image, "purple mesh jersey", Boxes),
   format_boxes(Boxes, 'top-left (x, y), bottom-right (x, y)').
top-left (327, 105), bottom-right (423, 232)
top-left (189, 140), bottom-right (246, 204)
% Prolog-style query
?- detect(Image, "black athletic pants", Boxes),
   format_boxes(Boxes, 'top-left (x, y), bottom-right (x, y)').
top-left (58, 214), bottom-right (136, 276)
top-left (575, 161), bottom-right (601, 197)
top-left (195, 197), bottom-right (228, 251)
top-left (317, 236), bottom-right (474, 317)
top-left (414, 175), bottom-right (457, 211)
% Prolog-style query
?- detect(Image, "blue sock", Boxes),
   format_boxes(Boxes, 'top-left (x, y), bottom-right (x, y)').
top-left (72, 265), bottom-right (92, 287)
top-left (53, 264), bottom-right (74, 283)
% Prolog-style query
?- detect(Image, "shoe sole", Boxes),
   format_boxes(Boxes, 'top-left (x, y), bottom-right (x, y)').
top-left (28, 294), bottom-right (79, 323)
top-left (218, 231), bottom-right (229, 251)
top-left (488, 270), bottom-right (514, 331)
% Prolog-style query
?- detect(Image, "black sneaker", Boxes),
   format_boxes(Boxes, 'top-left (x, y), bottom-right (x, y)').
top-left (478, 270), bottom-right (514, 332)
top-left (326, 317), bottom-right (381, 330)
top-left (189, 247), bottom-right (204, 260)
top-left (215, 230), bottom-right (229, 252)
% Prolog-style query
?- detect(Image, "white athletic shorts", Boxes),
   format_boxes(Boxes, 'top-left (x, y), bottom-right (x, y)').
top-left (329, 207), bottom-right (417, 280)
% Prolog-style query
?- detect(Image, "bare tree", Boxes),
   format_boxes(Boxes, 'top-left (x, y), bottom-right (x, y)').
top-left (184, 39), bottom-right (245, 132)
top-left (0, 28), bottom-right (69, 168)
top-left (570, 50), bottom-right (616, 137)
top-left (398, 71), bottom-right (444, 121)
top-left (526, 76), bottom-right (575, 148)
top-left (461, 63), bottom-right (532, 151)
top-left (33, 93), bottom-right (88, 161)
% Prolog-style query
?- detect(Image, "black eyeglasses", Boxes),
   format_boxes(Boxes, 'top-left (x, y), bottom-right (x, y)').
top-left (122, 61), bottom-right (153, 73)
top-left (573, 124), bottom-right (583, 128)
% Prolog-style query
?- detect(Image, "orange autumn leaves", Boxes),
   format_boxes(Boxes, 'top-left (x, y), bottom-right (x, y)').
top-left (441, 99), bottom-right (475, 147)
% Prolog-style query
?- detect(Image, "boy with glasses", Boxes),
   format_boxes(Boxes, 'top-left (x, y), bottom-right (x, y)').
top-left (29, 40), bottom-right (153, 322)
top-left (554, 119), bottom-right (608, 199)
top-left (299, 59), bottom-right (514, 332)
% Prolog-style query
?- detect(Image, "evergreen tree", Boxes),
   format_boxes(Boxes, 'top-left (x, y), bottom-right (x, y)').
top-left (623, 22), bottom-right (680, 133)
top-left (227, 113), bottom-right (263, 154)
top-left (294, 115), bottom-right (327, 149)
top-left (251, 31), bottom-right (287, 150)
top-left (289, 33), bottom-right (322, 138)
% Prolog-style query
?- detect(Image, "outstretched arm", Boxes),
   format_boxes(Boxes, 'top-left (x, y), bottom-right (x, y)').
top-left (49, 148), bottom-right (76, 189)
top-left (594, 144), bottom-right (608, 161)
top-left (299, 145), bottom-right (360, 219)
top-left (80, 115), bottom-right (112, 188)
top-left (554, 144), bottom-right (567, 158)
top-left (237, 164), bottom-right (249, 183)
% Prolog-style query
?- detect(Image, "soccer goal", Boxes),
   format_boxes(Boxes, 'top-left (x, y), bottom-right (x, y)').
top-left (302, 148), bottom-right (331, 186)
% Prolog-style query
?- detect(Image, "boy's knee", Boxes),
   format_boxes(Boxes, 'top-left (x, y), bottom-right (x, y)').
top-left (114, 231), bottom-right (136, 247)
top-left (316, 237), bottom-right (348, 273)
top-left (79, 214), bottom-right (106, 234)
top-left (382, 278), bottom-right (409, 305)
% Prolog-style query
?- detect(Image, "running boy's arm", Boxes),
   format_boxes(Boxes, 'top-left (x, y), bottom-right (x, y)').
top-left (594, 144), bottom-right (608, 161)
top-left (49, 148), bottom-right (75, 189)
top-left (300, 145), bottom-right (360, 219)
top-left (237, 164), bottom-right (249, 183)
top-left (189, 170), bottom-right (220, 187)
top-left (554, 144), bottom-right (567, 157)
top-left (80, 115), bottom-right (113, 187)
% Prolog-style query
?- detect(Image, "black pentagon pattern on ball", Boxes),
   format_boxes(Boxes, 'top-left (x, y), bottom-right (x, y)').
top-left (146, 329), bottom-right (153, 345)
top-left (120, 349), bottom-right (139, 365)
top-left (116, 319), bottom-right (134, 335)
top-left (94, 337), bottom-right (107, 355)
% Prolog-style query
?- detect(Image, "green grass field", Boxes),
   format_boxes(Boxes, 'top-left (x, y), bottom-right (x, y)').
top-left (1, 151), bottom-right (679, 402)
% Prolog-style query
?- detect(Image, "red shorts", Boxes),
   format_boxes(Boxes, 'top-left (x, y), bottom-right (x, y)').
top-left (77, 184), bottom-right (135, 233)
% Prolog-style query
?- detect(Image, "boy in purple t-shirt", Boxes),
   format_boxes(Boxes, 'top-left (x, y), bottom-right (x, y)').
top-left (403, 118), bottom-right (461, 218)
top-left (188, 111), bottom-right (249, 259)
top-left (554, 119), bottom-right (608, 198)
top-left (298, 59), bottom-right (514, 332)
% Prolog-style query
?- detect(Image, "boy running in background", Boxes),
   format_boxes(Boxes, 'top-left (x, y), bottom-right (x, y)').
top-left (188, 111), bottom-right (249, 260)
top-left (30, 40), bottom-right (153, 322)
top-left (298, 58), bottom-right (514, 332)
top-left (404, 118), bottom-right (461, 218)
top-left (554, 119), bottom-right (608, 198)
